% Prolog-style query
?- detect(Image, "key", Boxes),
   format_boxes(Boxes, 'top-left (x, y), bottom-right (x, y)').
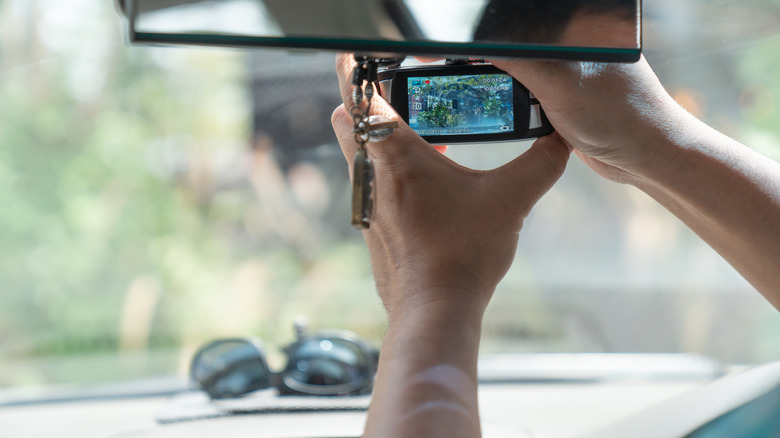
top-left (348, 57), bottom-right (400, 230)
top-left (350, 120), bottom-right (396, 229)
top-left (351, 148), bottom-right (374, 229)
top-left (367, 116), bottom-right (398, 142)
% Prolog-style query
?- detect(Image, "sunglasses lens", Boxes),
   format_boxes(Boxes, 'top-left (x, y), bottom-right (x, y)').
top-left (191, 339), bottom-right (271, 398)
top-left (286, 338), bottom-right (369, 388)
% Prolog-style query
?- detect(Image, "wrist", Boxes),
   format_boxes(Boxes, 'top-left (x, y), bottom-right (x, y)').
top-left (376, 253), bottom-right (506, 314)
top-left (617, 103), bottom-right (709, 187)
top-left (381, 269), bottom-right (496, 327)
top-left (384, 297), bottom-right (485, 371)
top-left (366, 293), bottom-right (485, 438)
top-left (386, 292), bottom-right (487, 333)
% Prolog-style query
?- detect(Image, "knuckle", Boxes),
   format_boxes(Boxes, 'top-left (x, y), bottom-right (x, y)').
top-left (331, 104), bottom-right (350, 128)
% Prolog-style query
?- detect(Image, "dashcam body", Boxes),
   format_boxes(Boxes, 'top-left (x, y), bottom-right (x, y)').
top-left (377, 62), bottom-right (553, 145)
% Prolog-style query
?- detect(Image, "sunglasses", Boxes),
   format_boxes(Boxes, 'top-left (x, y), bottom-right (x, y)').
top-left (190, 326), bottom-right (379, 399)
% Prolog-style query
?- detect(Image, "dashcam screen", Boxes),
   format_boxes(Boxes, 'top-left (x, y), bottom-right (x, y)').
top-left (407, 74), bottom-right (514, 136)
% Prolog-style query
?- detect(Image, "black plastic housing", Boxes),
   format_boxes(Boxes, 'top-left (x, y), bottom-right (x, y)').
top-left (378, 64), bottom-right (553, 144)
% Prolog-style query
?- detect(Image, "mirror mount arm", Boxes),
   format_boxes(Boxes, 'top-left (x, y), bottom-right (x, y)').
top-left (354, 55), bottom-right (406, 70)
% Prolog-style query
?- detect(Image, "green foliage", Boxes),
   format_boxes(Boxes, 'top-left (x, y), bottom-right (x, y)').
top-left (0, 0), bottom-right (379, 387)
top-left (481, 95), bottom-right (512, 125)
top-left (417, 103), bottom-right (463, 128)
top-left (414, 74), bottom-right (513, 130)
top-left (3, 0), bottom-right (780, 389)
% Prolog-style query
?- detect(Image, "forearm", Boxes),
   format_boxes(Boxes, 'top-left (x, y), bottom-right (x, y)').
top-left (364, 296), bottom-right (485, 438)
top-left (627, 111), bottom-right (780, 304)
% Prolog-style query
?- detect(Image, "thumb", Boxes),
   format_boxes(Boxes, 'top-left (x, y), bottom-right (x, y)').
top-left (490, 132), bottom-right (571, 217)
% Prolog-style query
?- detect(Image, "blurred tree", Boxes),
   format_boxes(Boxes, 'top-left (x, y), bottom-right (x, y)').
top-left (0, 0), bottom-right (255, 384)
top-left (0, 0), bottom-right (382, 388)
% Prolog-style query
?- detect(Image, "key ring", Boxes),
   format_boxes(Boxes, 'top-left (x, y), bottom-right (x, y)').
top-left (349, 55), bottom-right (403, 229)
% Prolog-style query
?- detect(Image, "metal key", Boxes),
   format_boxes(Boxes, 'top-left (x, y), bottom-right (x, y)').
top-left (350, 119), bottom-right (397, 229)
top-left (351, 148), bottom-right (374, 229)
top-left (348, 56), bottom-right (401, 229)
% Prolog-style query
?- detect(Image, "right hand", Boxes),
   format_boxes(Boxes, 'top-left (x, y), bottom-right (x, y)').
top-left (331, 54), bottom-right (571, 319)
top-left (492, 57), bottom-right (691, 184)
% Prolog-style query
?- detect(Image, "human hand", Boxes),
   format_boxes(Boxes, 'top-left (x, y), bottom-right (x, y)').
top-left (492, 57), bottom-right (691, 184)
top-left (495, 56), bottom-right (780, 304)
top-left (331, 54), bottom-right (571, 321)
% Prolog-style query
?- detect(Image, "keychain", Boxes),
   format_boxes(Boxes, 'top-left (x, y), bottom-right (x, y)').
top-left (349, 55), bottom-right (401, 229)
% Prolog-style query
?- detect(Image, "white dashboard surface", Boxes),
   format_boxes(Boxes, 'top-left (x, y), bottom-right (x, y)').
top-left (6, 355), bottom-right (778, 438)
top-left (0, 380), bottom-right (704, 438)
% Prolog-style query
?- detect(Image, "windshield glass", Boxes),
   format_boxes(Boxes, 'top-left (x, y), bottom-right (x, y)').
top-left (2, 0), bottom-right (780, 395)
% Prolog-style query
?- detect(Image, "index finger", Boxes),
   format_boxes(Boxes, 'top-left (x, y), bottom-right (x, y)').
top-left (335, 53), bottom-right (359, 113)
top-left (332, 54), bottom-right (429, 161)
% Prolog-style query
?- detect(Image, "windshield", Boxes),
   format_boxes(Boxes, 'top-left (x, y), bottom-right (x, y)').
top-left (1, 0), bottom-right (780, 396)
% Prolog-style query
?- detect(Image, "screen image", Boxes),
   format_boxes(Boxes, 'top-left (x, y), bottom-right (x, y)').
top-left (407, 74), bottom-right (514, 136)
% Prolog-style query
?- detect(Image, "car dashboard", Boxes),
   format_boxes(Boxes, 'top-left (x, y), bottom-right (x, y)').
top-left (3, 355), bottom-right (780, 438)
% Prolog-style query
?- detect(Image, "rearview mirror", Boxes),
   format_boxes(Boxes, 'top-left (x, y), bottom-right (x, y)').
top-left (118, 0), bottom-right (641, 62)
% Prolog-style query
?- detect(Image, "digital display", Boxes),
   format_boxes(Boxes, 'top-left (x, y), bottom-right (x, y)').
top-left (407, 74), bottom-right (514, 136)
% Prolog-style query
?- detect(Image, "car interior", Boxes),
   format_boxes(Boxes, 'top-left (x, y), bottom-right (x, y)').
top-left (1, 0), bottom-right (779, 437)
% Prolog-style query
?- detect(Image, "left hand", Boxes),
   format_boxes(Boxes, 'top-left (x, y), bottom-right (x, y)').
top-left (331, 54), bottom-right (571, 319)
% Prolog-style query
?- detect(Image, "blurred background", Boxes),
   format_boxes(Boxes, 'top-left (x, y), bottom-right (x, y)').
top-left (1, 0), bottom-right (780, 390)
